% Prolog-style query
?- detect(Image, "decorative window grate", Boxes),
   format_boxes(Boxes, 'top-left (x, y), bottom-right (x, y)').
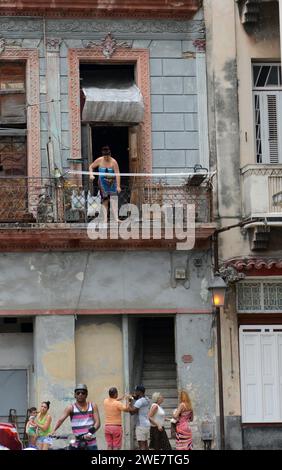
top-left (237, 280), bottom-right (282, 312)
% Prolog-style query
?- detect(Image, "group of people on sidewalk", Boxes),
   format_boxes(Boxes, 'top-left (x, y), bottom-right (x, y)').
top-left (26, 384), bottom-right (193, 451)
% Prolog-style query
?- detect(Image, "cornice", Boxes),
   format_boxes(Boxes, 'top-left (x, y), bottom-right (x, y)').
top-left (0, 1), bottom-right (201, 20)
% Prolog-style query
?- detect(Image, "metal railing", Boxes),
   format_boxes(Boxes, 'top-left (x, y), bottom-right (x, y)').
top-left (0, 175), bottom-right (213, 225)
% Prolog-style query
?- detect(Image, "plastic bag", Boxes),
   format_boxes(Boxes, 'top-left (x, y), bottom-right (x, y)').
top-left (71, 190), bottom-right (86, 211)
top-left (87, 191), bottom-right (101, 217)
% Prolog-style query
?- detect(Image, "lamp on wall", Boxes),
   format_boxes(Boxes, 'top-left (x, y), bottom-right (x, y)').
top-left (208, 274), bottom-right (227, 450)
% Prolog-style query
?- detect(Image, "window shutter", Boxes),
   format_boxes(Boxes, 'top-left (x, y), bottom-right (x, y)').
top-left (240, 329), bottom-right (262, 422)
top-left (267, 94), bottom-right (279, 164)
top-left (256, 91), bottom-right (282, 164)
top-left (261, 333), bottom-right (278, 421)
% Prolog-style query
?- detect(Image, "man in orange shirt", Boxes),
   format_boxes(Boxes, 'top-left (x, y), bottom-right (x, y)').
top-left (103, 387), bottom-right (130, 450)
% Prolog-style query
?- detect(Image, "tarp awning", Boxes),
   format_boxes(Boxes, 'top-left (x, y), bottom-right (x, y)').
top-left (81, 84), bottom-right (144, 123)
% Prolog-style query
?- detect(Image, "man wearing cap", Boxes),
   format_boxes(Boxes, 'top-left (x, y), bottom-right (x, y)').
top-left (128, 385), bottom-right (150, 450)
top-left (52, 384), bottom-right (100, 450)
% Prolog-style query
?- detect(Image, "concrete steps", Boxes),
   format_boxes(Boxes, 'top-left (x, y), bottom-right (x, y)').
top-left (140, 318), bottom-right (177, 449)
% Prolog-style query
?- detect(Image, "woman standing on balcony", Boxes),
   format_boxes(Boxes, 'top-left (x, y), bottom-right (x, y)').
top-left (173, 390), bottom-right (193, 450)
top-left (89, 145), bottom-right (121, 222)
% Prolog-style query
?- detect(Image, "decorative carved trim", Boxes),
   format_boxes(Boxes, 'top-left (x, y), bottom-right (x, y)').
top-left (68, 47), bottom-right (152, 173)
top-left (46, 37), bottom-right (62, 53)
top-left (193, 38), bottom-right (206, 52)
top-left (0, 18), bottom-right (204, 35)
top-left (85, 33), bottom-right (131, 59)
top-left (0, 1), bottom-right (201, 19)
top-left (0, 48), bottom-right (40, 178)
top-left (0, 37), bottom-right (5, 54)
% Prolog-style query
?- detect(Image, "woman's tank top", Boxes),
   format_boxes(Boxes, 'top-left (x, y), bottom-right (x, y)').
top-left (151, 404), bottom-right (165, 427)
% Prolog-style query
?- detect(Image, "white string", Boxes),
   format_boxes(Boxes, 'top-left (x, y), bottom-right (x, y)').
top-left (66, 170), bottom-right (215, 178)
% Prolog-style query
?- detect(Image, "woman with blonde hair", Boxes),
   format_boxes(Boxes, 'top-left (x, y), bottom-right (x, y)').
top-left (173, 390), bottom-right (193, 450)
top-left (148, 392), bottom-right (171, 450)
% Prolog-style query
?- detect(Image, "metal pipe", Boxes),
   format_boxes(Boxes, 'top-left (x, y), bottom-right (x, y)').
top-left (216, 305), bottom-right (225, 450)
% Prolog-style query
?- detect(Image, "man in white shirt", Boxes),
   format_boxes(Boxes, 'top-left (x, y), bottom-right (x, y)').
top-left (128, 385), bottom-right (150, 450)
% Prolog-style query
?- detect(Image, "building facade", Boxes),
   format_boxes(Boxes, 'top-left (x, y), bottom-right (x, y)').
top-left (206, 0), bottom-right (282, 449)
top-left (0, 1), bottom-right (218, 449)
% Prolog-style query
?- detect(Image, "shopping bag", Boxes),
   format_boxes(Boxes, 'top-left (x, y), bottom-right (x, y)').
top-left (87, 191), bottom-right (101, 217)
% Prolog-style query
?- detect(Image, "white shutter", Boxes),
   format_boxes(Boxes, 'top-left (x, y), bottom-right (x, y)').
top-left (240, 329), bottom-right (262, 422)
top-left (257, 91), bottom-right (282, 164)
top-left (260, 333), bottom-right (278, 421)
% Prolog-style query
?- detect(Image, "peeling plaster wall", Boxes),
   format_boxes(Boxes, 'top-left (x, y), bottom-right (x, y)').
top-left (175, 314), bottom-right (215, 449)
top-left (33, 315), bottom-right (76, 434)
top-left (0, 251), bottom-right (212, 311)
top-left (75, 316), bottom-right (123, 450)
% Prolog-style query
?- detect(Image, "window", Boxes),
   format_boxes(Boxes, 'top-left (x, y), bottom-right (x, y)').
top-left (253, 63), bottom-right (282, 164)
top-left (237, 280), bottom-right (282, 312)
top-left (239, 326), bottom-right (282, 423)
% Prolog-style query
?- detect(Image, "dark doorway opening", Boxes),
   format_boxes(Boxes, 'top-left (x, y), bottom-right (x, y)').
top-left (92, 125), bottom-right (130, 199)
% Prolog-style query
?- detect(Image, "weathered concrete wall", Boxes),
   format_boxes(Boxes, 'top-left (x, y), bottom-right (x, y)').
top-left (75, 316), bottom-right (124, 450)
top-left (175, 314), bottom-right (215, 449)
top-left (33, 316), bottom-right (76, 434)
top-left (243, 426), bottom-right (282, 450)
top-left (0, 251), bottom-right (212, 311)
top-left (0, 333), bottom-right (34, 406)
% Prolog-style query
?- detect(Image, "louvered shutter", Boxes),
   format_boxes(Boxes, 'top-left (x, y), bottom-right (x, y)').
top-left (240, 329), bottom-right (262, 422)
top-left (261, 333), bottom-right (279, 421)
top-left (255, 91), bottom-right (282, 164)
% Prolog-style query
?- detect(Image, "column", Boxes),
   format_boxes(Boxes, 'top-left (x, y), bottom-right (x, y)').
top-left (34, 315), bottom-right (76, 432)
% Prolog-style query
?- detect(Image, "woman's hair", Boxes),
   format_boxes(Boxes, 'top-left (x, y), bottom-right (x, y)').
top-left (42, 401), bottom-right (50, 410)
top-left (151, 392), bottom-right (162, 403)
top-left (179, 390), bottom-right (193, 411)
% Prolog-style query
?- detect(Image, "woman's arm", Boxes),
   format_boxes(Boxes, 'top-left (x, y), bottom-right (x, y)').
top-left (89, 158), bottom-right (101, 180)
top-left (148, 404), bottom-right (162, 430)
top-left (113, 159), bottom-right (121, 192)
top-left (36, 415), bottom-right (52, 432)
top-left (173, 403), bottom-right (184, 420)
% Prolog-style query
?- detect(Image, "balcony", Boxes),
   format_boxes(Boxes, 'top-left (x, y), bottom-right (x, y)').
top-left (0, 175), bottom-right (215, 251)
top-left (241, 165), bottom-right (282, 219)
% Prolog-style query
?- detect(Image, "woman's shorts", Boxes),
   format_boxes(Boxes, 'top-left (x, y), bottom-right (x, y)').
top-left (36, 436), bottom-right (52, 445)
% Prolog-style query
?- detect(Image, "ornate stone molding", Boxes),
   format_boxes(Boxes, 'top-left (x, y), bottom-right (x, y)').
top-left (46, 37), bottom-right (62, 53)
top-left (193, 38), bottom-right (206, 52)
top-left (0, 48), bottom-right (40, 178)
top-left (0, 38), bottom-right (5, 54)
top-left (0, 0), bottom-right (201, 19)
top-left (85, 33), bottom-right (131, 59)
top-left (0, 18), bottom-right (205, 36)
top-left (68, 47), bottom-right (152, 173)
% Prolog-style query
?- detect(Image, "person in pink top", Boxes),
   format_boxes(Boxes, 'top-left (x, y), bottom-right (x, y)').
top-left (103, 387), bottom-right (131, 450)
top-left (173, 390), bottom-right (193, 450)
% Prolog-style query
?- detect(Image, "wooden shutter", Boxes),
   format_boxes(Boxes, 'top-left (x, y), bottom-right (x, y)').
top-left (255, 91), bottom-right (282, 164)
top-left (128, 125), bottom-right (141, 206)
top-left (261, 333), bottom-right (278, 421)
top-left (240, 328), bottom-right (263, 422)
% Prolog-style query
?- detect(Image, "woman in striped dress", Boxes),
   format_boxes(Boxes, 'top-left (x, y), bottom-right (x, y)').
top-left (173, 391), bottom-right (193, 450)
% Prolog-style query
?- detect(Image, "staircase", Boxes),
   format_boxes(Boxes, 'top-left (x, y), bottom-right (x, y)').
top-left (141, 318), bottom-right (178, 449)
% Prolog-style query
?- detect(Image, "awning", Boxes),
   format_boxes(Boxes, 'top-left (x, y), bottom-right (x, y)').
top-left (81, 84), bottom-right (144, 124)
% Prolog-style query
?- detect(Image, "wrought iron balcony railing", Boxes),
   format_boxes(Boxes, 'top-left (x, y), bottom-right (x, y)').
top-left (0, 175), bottom-right (213, 225)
